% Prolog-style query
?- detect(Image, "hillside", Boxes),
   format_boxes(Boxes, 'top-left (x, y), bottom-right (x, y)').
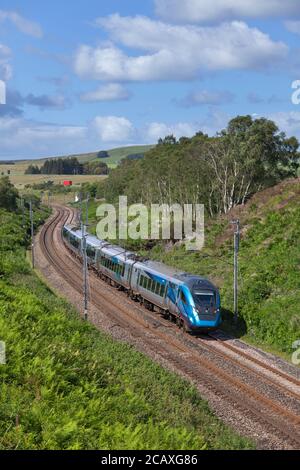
top-left (82, 178), bottom-right (300, 358)
top-left (147, 178), bottom-right (300, 357)
top-left (0, 145), bottom-right (154, 176)
top-left (0, 203), bottom-right (252, 450)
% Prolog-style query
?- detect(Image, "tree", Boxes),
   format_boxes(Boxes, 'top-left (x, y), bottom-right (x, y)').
top-left (202, 116), bottom-right (299, 214)
top-left (83, 161), bottom-right (108, 175)
top-left (98, 151), bottom-right (109, 159)
top-left (39, 157), bottom-right (83, 175)
top-left (158, 135), bottom-right (177, 145)
top-left (94, 114), bottom-right (299, 217)
top-left (0, 176), bottom-right (18, 211)
top-left (25, 164), bottom-right (41, 174)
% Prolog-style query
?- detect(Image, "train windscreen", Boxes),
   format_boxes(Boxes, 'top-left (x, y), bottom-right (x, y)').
top-left (192, 291), bottom-right (215, 308)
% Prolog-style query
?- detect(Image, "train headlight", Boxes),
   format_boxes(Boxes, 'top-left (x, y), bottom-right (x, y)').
top-left (193, 308), bottom-right (199, 321)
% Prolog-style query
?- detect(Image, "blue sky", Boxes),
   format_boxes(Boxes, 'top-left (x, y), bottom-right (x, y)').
top-left (1, 0), bottom-right (300, 159)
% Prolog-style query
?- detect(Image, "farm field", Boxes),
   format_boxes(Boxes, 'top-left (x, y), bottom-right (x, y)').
top-left (7, 174), bottom-right (107, 190)
top-left (0, 144), bottom-right (154, 179)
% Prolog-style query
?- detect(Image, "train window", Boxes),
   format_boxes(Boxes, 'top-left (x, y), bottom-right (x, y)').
top-left (160, 285), bottom-right (165, 297)
top-left (117, 264), bottom-right (123, 275)
top-left (155, 283), bottom-right (160, 295)
top-left (87, 245), bottom-right (95, 258)
top-left (70, 236), bottom-right (79, 248)
top-left (180, 290), bottom-right (187, 304)
top-left (151, 280), bottom-right (155, 292)
top-left (142, 276), bottom-right (147, 288)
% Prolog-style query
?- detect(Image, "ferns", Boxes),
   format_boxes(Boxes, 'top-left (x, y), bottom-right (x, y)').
top-left (0, 208), bottom-right (252, 450)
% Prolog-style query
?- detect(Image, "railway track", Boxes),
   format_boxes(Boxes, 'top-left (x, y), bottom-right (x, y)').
top-left (38, 205), bottom-right (300, 449)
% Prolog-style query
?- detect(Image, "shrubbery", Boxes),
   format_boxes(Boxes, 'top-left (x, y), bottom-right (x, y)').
top-left (0, 209), bottom-right (252, 449)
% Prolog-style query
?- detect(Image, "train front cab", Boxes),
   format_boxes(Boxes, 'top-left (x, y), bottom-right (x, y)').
top-left (176, 284), bottom-right (221, 333)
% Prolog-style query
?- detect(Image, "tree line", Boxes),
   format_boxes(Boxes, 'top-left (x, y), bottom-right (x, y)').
top-left (25, 157), bottom-right (108, 176)
top-left (96, 115), bottom-right (299, 216)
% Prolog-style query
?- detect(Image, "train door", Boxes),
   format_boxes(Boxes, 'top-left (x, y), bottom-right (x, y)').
top-left (177, 286), bottom-right (189, 319)
top-left (166, 282), bottom-right (179, 315)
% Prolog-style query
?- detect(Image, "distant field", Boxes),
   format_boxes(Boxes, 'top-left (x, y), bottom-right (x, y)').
top-left (0, 144), bottom-right (154, 179)
top-left (6, 174), bottom-right (107, 190)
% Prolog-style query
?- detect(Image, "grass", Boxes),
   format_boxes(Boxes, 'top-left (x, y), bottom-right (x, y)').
top-left (0, 207), bottom-right (253, 450)
top-left (147, 180), bottom-right (300, 357)
top-left (81, 179), bottom-right (300, 359)
top-left (8, 174), bottom-right (107, 190)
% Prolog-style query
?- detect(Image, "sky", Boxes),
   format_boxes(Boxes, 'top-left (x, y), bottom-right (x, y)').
top-left (1, 0), bottom-right (300, 159)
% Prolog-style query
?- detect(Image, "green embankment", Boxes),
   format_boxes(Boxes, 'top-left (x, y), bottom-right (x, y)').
top-left (82, 179), bottom-right (300, 358)
top-left (0, 208), bottom-right (252, 450)
top-left (147, 179), bottom-right (300, 357)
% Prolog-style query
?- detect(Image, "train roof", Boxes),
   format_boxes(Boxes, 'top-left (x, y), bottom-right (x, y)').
top-left (135, 259), bottom-right (186, 283)
top-left (176, 274), bottom-right (217, 291)
top-left (64, 224), bottom-right (140, 261)
top-left (135, 260), bottom-right (217, 290)
top-left (101, 243), bottom-right (135, 261)
top-left (64, 224), bottom-right (217, 290)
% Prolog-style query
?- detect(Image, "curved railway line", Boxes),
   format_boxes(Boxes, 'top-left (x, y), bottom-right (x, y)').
top-left (38, 205), bottom-right (300, 449)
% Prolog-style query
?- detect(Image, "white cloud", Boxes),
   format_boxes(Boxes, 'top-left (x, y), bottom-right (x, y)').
top-left (92, 116), bottom-right (134, 142)
top-left (178, 89), bottom-right (234, 107)
top-left (155, 0), bottom-right (300, 23)
top-left (143, 108), bottom-right (231, 141)
top-left (285, 21), bottom-right (300, 35)
top-left (5, 110), bottom-right (300, 161)
top-left (144, 121), bottom-right (199, 141)
top-left (0, 10), bottom-right (43, 37)
top-left (80, 83), bottom-right (130, 102)
top-left (25, 93), bottom-right (68, 110)
top-left (0, 117), bottom-right (87, 157)
top-left (0, 44), bottom-right (12, 81)
top-left (267, 111), bottom-right (300, 138)
top-left (0, 115), bottom-right (136, 158)
top-left (74, 14), bottom-right (287, 81)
